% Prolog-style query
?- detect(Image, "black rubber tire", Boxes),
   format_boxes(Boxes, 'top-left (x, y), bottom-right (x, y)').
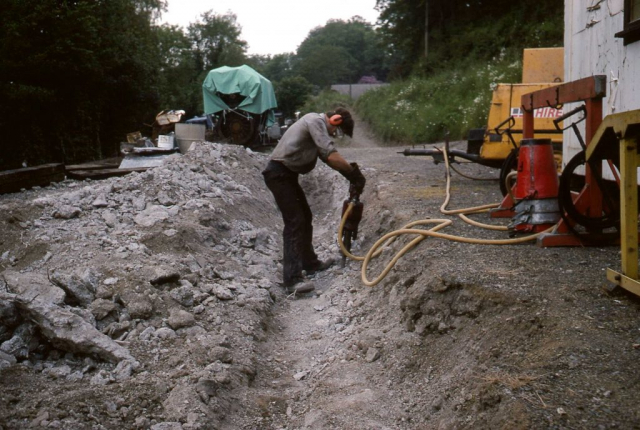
top-left (557, 151), bottom-right (619, 231)
top-left (499, 148), bottom-right (519, 196)
top-left (220, 114), bottom-right (257, 147)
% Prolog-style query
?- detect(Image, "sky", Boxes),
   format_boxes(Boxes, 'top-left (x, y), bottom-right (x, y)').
top-left (160, 0), bottom-right (380, 57)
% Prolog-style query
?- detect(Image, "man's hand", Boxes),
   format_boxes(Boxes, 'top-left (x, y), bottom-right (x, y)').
top-left (342, 163), bottom-right (366, 194)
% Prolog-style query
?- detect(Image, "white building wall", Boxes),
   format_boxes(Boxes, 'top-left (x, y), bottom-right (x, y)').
top-left (564, 0), bottom-right (640, 169)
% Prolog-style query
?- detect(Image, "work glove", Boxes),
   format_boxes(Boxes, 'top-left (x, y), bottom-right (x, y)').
top-left (341, 162), bottom-right (366, 195)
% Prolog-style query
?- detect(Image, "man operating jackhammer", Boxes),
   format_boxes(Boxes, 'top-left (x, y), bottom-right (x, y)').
top-left (262, 107), bottom-right (366, 295)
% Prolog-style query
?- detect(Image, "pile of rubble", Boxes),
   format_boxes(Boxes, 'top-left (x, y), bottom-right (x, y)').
top-left (0, 141), bottom-right (343, 428)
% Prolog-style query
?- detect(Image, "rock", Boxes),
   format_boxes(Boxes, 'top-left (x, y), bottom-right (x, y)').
top-left (3, 271), bottom-right (133, 363)
top-left (92, 196), bottom-right (109, 208)
top-left (134, 417), bottom-right (150, 429)
top-left (126, 295), bottom-right (153, 320)
top-left (30, 410), bottom-right (50, 428)
top-left (113, 359), bottom-right (138, 381)
top-left (177, 326), bottom-right (206, 337)
top-left (151, 423), bottom-right (183, 430)
top-left (102, 211), bottom-right (117, 228)
top-left (47, 364), bottom-right (72, 379)
top-left (90, 369), bottom-right (113, 385)
top-left (50, 270), bottom-right (96, 307)
top-left (95, 284), bottom-right (114, 299)
top-left (155, 327), bottom-right (177, 340)
top-left (66, 371), bottom-right (84, 382)
top-left (90, 299), bottom-right (118, 321)
top-left (0, 350), bottom-right (17, 366)
top-left (68, 307), bottom-right (96, 326)
top-left (365, 347), bottom-right (380, 363)
top-left (102, 321), bottom-right (130, 339)
top-left (170, 283), bottom-right (194, 307)
top-left (214, 285), bottom-right (234, 301)
top-left (53, 205), bottom-right (81, 219)
top-left (168, 310), bottom-right (196, 330)
top-left (196, 378), bottom-right (218, 404)
top-left (208, 346), bottom-right (232, 363)
top-left (157, 191), bottom-right (176, 206)
top-left (1, 322), bottom-right (36, 359)
top-left (134, 204), bottom-right (171, 227)
top-left (293, 370), bottom-right (308, 381)
top-left (162, 384), bottom-right (198, 423)
top-left (138, 326), bottom-right (156, 341)
top-left (3, 271), bottom-right (65, 306)
top-left (150, 268), bottom-right (181, 287)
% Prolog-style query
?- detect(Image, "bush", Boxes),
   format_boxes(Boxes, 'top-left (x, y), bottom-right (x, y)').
top-left (301, 90), bottom-right (353, 115)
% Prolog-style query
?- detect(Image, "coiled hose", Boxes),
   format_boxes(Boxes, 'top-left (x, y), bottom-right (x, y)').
top-left (338, 145), bottom-right (555, 287)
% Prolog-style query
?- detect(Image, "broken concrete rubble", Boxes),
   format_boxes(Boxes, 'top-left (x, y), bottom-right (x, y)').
top-left (0, 140), bottom-right (319, 428)
top-left (2, 271), bottom-right (133, 363)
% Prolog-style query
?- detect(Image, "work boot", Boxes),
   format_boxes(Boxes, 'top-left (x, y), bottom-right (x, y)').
top-left (303, 259), bottom-right (336, 276)
top-left (281, 277), bottom-right (316, 295)
top-left (286, 281), bottom-right (316, 295)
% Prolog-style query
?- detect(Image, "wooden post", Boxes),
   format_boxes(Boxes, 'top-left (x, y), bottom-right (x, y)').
top-left (619, 134), bottom-right (639, 279)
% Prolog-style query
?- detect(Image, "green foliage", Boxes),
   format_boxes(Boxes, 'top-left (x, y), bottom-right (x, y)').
top-left (376, 0), bottom-right (563, 78)
top-left (0, 0), bottom-right (165, 169)
top-left (301, 90), bottom-right (352, 116)
top-left (188, 11), bottom-right (247, 72)
top-left (355, 54), bottom-right (522, 143)
top-left (296, 18), bottom-right (388, 87)
top-left (155, 24), bottom-right (200, 116)
top-left (274, 77), bottom-right (313, 118)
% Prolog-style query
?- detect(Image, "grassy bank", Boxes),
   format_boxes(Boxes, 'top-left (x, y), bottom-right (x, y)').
top-left (355, 52), bottom-right (522, 145)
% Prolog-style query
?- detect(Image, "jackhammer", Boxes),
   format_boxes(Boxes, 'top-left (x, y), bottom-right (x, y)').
top-left (341, 184), bottom-right (364, 267)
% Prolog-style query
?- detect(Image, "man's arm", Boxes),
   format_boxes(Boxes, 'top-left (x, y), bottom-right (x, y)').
top-left (328, 152), bottom-right (366, 194)
top-left (326, 151), bottom-right (353, 173)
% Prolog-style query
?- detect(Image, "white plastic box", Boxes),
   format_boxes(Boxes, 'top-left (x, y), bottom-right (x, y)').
top-left (157, 134), bottom-right (175, 149)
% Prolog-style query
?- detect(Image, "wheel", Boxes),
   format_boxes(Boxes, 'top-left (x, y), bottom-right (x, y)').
top-left (499, 148), bottom-right (519, 196)
top-left (557, 151), bottom-right (619, 231)
top-left (220, 114), bottom-right (258, 146)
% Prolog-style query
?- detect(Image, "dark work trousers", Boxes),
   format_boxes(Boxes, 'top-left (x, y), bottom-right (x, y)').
top-left (262, 160), bottom-right (319, 285)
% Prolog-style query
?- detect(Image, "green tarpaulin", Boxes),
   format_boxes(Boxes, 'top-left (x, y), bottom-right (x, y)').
top-left (202, 65), bottom-right (277, 125)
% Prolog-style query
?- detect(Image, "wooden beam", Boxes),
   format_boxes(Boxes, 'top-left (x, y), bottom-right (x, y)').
top-left (65, 163), bottom-right (120, 171)
top-left (65, 167), bottom-right (148, 181)
top-left (0, 163), bottom-right (65, 194)
top-left (521, 75), bottom-right (606, 112)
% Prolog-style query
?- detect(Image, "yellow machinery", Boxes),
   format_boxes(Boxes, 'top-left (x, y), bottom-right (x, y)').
top-left (585, 109), bottom-right (640, 297)
top-left (476, 47), bottom-right (564, 162)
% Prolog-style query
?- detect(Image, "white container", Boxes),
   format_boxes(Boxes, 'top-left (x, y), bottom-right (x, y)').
top-left (175, 123), bottom-right (206, 154)
top-left (157, 134), bottom-right (175, 149)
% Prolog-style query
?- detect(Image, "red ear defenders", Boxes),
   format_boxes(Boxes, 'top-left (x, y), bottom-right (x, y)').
top-left (329, 114), bottom-right (343, 126)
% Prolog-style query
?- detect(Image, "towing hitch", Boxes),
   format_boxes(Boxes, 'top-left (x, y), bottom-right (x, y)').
top-left (400, 141), bottom-right (504, 169)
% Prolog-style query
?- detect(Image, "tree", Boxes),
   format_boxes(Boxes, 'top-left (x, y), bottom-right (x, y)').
top-left (155, 24), bottom-right (201, 116)
top-left (375, 0), bottom-right (564, 77)
top-left (0, 0), bottom-right (166, 169)
top-left (295, 18), bottom-right (388, 88)
top-left (261, 53), bottom-right (298, 83)
top-left (274, 76), bottom-right (313, 117)
top-left (188, 11), bottom-right (247, 72)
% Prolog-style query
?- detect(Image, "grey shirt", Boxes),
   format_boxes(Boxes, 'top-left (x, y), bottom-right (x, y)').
top-left (270, 113), bottom-right (337, 173)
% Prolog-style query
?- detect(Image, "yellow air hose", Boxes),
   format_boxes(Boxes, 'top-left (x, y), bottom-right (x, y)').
top-left (338, 145), bottom-right (555, 287)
